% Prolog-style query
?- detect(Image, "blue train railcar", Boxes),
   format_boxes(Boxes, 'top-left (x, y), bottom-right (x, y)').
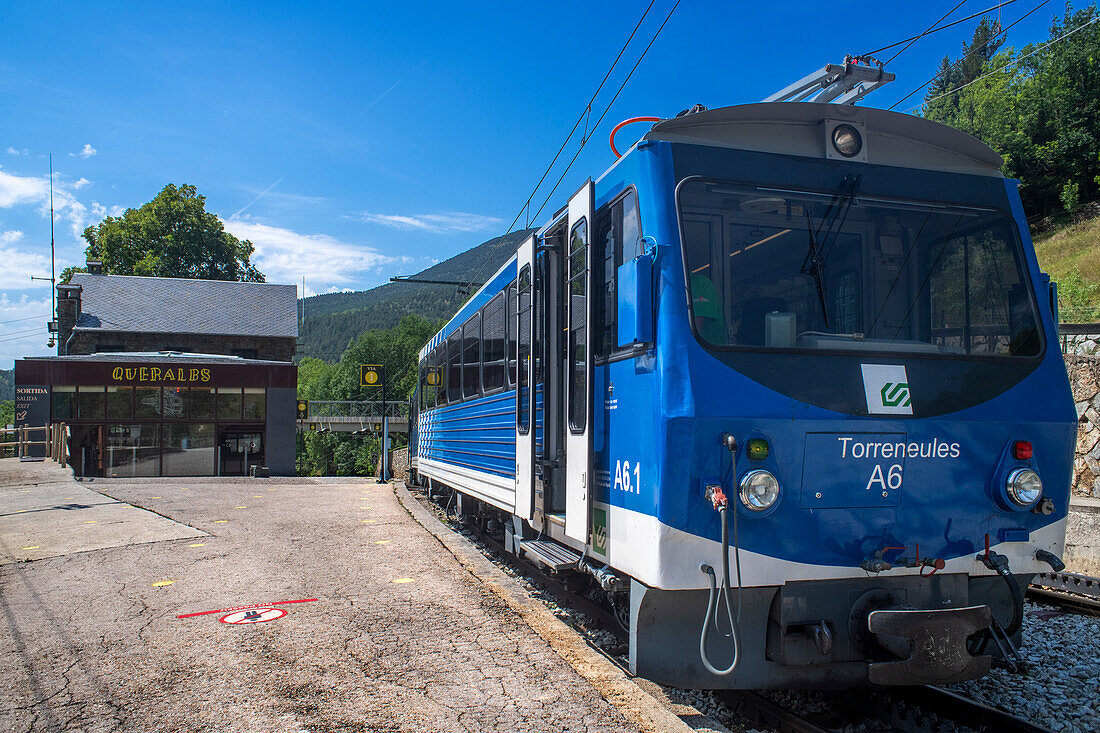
top-left (415, 101), bottom-right (1076, 689)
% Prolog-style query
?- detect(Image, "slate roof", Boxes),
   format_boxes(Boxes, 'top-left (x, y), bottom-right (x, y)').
top-left (26, 352), bottom-right (293, 365)
top-left (68, 274), bottom-right (298, 338)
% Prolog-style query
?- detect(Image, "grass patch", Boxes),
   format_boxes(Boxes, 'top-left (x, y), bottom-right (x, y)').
top-left (1033, 213), bottom-right (1100, 322)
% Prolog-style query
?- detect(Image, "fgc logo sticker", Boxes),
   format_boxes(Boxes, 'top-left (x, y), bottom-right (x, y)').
top-left (861, 364), bottom-right (913, 415)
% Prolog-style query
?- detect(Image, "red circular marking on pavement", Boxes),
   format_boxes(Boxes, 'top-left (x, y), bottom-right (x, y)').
top-left (219, 607), bottom-right (287, 624)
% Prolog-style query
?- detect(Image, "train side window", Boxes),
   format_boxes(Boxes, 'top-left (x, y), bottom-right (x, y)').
top-left (446, 333), bottom-right (462, 403)
top-left (517, 266), bottom-right (532, 434)
top-left (507, 282), bottom-right (518, 386)
top-left (434, 346), bottom-right (446, 407)
top-left (595, 189), bottom-right (642, 358)
top-left (568, 218), bottom-right (588, 433)
top-left (463, 312), bottom-right (482, 399)
top-left (483, 294), bottom-right (506, 393)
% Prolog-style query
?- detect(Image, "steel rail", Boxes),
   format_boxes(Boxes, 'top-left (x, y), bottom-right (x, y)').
top-left (713, 690), bottom-right (833, 733)
top-left (1028, 571), bottom-right (1100, 618)
top-left (884, 685), bottom-right (1055, 733)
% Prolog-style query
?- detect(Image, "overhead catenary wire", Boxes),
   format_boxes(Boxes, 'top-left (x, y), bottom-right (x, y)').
top-left (882, 0), bottom-right (971, 67)
top-left (464, 0), bottom-right (659, 292)
top-left (530, 0), bottom-right (682, 224)
top-left (888, 0), bottom-right (1051, 110)
top-left (860, 0), bottom-right (1023, 57)
top-left (0, 314), bottom-right (50, 325)
top-left (908, 13), bottom-right (1100, 113)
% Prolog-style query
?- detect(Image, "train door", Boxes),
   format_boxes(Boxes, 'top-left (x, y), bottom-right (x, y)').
top-left (514, 234), bottom-right (536, 521)
top-left (565, 180), bottom-right (594, 543)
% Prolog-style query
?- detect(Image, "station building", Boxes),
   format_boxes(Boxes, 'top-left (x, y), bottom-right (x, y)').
top-left (15, 268), bottom-right (299, 477)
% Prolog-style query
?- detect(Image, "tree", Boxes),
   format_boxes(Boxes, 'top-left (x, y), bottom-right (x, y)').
top-left (923, 3), bottom-right (1100, 216)
top-left (71, 184), bottom-right (264, 282)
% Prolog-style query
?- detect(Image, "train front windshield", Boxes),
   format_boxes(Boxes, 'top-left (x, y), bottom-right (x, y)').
top-left (678, 179), bottom-right (1041, 357)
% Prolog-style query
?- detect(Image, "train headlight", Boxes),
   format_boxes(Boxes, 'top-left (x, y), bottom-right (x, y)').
top-left (832, 124), bottom-right (862, 158)
top-left (739, 470), bottom-right (779, 511)
top-left (1006, 468), bottom-right (1042, 508)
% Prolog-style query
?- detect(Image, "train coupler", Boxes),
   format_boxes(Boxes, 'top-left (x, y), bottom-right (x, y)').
top-left (865, 605), bottom-right (992, 685)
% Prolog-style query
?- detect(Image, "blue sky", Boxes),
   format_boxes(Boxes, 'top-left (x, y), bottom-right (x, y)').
top-left (0, 0), bottom-right (1065, 367)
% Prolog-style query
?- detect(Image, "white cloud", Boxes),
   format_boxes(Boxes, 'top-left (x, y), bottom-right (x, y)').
top-left (0, 293), bottom-right (54, 369)
top-left (6, 147), bottom-right (27, 156)
top-left (71, 143), bottom-right (97, 159)
top-left (351, 211), bottom-right (503, 234)
top-left (0, 230), bottom-right (54, 289)
top-left (0, 166), bottom-right (100, 239)
top-left (223, 219), bottom-right (409, 289)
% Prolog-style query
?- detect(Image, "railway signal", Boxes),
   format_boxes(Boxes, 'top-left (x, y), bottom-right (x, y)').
top-left (296, 400), bottom-right (309, 420)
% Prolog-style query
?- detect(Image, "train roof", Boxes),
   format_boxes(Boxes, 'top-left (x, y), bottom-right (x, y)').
top-left (640, 102), bottom-right (1004, 178)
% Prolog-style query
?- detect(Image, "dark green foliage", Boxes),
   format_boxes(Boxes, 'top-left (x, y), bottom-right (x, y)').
top-left (295, 315), bottom-right (442, 476)
top-left (297, 229), bottom-right (532, 361)
top-left (0, 369), bottom-right (12, 402)
top-left (73, 184), bottom-right (264, 283)
top-left (923, 4), bottom-right (1100, 216)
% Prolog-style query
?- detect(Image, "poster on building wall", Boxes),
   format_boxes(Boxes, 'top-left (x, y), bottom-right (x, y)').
top-left (14, 385), bottom-right (50, 459)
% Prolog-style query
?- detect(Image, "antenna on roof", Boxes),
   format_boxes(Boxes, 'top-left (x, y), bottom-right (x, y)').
top-left (50, 154), bottom-right (56, 322)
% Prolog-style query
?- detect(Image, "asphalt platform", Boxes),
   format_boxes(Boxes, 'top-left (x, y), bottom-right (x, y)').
top-left (0, 459), bottom-right (702, 733)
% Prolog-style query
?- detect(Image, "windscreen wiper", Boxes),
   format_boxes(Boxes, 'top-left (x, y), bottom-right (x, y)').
top-left (801, 174), bottom-right (862, 330)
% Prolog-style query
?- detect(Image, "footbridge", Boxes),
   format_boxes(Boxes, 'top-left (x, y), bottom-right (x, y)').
top-left (298, 400), bottom-right (410, 434)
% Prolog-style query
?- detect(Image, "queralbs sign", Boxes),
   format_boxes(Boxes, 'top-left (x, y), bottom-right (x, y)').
top-left (109, 366), bottom-right (213, 384)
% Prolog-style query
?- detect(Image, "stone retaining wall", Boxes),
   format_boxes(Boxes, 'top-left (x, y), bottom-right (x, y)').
top-left (1068, 354), bottom-right (1100, 498)
top-left (1062, 331), bottom-right (1100, 356)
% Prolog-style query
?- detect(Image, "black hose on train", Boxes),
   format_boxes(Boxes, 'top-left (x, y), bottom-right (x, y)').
top-left (699, 434), bottom-right (744, 676)
top-left (699, 503), bottom-right (743, 676)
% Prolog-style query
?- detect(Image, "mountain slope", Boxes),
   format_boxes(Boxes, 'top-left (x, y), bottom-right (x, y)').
top-left (298, 229), bottom-right (533, 360)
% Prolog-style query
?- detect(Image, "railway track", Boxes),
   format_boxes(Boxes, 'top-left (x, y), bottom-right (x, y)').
top-left (1027, 571), bottom-right (1100, 617)
top-left (418, 486), bottom-right (1055, 733)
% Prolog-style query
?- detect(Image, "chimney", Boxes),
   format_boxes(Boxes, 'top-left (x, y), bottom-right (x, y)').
top-left (56, 283), bottom-right (82, 355)
top-left (86, 259), bottom-right (105, 275)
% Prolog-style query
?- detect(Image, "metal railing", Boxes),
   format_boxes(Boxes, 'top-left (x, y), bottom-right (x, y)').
top-left (304, 401), bottom-right (408, 420)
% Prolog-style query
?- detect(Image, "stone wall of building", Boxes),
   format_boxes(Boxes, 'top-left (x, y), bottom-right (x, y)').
top-left (1069, 354), bottom-right (1100, 498)
top-left (65, 330), bottom-right (295, 362)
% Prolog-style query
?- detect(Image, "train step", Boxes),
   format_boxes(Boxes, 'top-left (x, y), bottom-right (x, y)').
top-left (517, 539), bottom-right (581, 570)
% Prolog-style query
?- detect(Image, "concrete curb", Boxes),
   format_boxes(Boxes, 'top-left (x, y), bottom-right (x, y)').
top-left (393, 482), bottom-right (725, 733)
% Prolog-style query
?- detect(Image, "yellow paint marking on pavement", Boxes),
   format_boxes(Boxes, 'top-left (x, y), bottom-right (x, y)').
top-left (21, 546), bottom-right (40, 550)
top-left (361, 519), bottom-right (376, 524)
top-left (235, 505), bottom-right (246, 509)
top-left (83, 520), bottom-right (97, 524)
top-left (213, 520), bottom-right (228, 524)
top-left (16, 509), bottom-right (29, 513)
top-left (252, 495), bottom-right (263, 498)
top-left (151, 496), bottom-right (163, 499)
top-left (151, 580), bottom-right (174, 587)
top-left (180, 487), bottom-right (189, 490)
top-left (374, 540), bottom-right (391, 545)
top-left (64, 497), bottom-right (74, 500)
top-left (392, 578), bottom-right (414, 584)
top-left (187, 543), bottom-right (206, 548)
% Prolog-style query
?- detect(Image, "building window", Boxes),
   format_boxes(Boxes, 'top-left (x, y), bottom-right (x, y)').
top-left (217, 388), bottom-right (242, 420)
top-left (105, 424), bottom-right (160, 477)
top-left (243, 388), bottom-right (266, 420)
top-left (231, 348), bottom-right (257, 359)
top-left (106, 386), bottom-right (133, 420)
top-left (162, 386), bottom-right (188, 419)
top-left (136, 387), bottom-right (161, 419)
top-left (52, 386), bottom-right (76, 421)
top-left (163, 423), bottom-right (215, 476)
top-left (191, 388), bottom-right (216, 420)
top-left (77, 386), bottom-right (105, 421)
